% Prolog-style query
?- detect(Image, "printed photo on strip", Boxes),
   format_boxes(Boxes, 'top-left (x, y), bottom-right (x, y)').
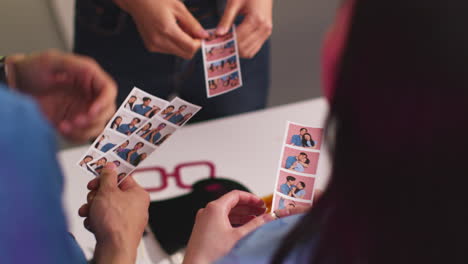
top-left (108, 109), bottom-right (148, 136)
top-left (135, 116), bottom-right (178, 146)
top-left (281, 145), bottom-right (320, 175)
top-left (124, 87), bottom-right (169, 118)
top-left (275, 169), bottom-right (316, 201)
top-left (113, 134), bottom-right (156, 167)
top-left (272, 192), bottom-right (313, 211)
top-left (204, 40), bottom-right (236, 62)
top-left (159, 97), bottom-right (202, 126)
top-left (286, 121), bottom-right (324, 150)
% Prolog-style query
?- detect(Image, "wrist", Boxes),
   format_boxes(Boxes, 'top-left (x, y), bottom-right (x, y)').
top-left (95, 234), bottom-right (138, 264)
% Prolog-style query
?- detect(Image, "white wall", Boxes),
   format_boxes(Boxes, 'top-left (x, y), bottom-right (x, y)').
top-left (0, 0), bottom-right (65, 54)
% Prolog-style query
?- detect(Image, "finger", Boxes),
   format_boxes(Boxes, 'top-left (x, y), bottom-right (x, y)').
top-left (213, 190), bottom-right (265, 214)
top-left (216, 0), bottom-right (243, 35)
top-left (87, 178), bottom-right (100, 191)
top-left (167, 26), bottom-right (202, 59)
top-left (230, 204), bottom-right (266, 216)
top-left (98, 162), bottom-right (119, 191)
top-left (274, 205), bottom-right (311, 218)
top-left (229, 214), bottom-right (256, 226)
top-left (175, 4), bottom-right (209, 39)
top-left (62, 102), bottom-right (115, 142)
top-left (87, 190), bottom-right (97, 204)
top-left (117, 174), bottom-right (140, 191)
top-left (234, 215), bottom-right (267, 238)
top-left (78, 203), bottom-right (90, 217)
top-left (86, 67), bottom-right (117, 118)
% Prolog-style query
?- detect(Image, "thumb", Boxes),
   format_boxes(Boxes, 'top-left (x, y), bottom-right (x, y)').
top-left (118, 174), bottom-right (140, 191)
top-left (98, 162), bottom-right (118, 191)
top-left (236, 215), bottom-right (266, 238)
top-left (216, 0), bottom-right (242, 35)
top-left (176, 7), bottom-right (210, 39)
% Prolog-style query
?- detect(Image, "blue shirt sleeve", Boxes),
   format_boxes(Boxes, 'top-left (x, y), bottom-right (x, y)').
top-left (280, 184), bottom-right (290, 195)
top-left (0, 87), bottom-right (87, 264)
top-left (215, 214), bottom-right (317, 264)
top-left (291, 135), bottom-right (301, 146)
top-left (101, 143), bottom-right (115, 152)
top-left (285, 156), bottom-right (296, 169)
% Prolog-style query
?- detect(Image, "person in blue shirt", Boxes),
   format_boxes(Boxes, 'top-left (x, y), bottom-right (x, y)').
top-left (117, 117), bottom-right (141, 135)
top-left (285, 152), bottom-right (308, 170)
top-left (278, 176), bottom-right (296, 209)
top-left (116, 142), bottom-right (144, 164)
top-left (289, 181), bottom-right (306, 199)
top-left (290, 128), bottom-right (307, 147)
top-left (132, 97), bottom-right (152, 116)
top-left (0, 50), bottom-right (149, 263)
top-left (141, 123), bottom-right (166, 144)
top-left (165, 105), bottom-right (187, 125)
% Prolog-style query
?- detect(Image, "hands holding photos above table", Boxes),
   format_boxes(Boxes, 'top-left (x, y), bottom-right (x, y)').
top-left (112, 0), bottom-right (272, 59)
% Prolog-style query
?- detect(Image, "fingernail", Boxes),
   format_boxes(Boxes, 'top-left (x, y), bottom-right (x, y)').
top-left (200, 29), bottom-right (210, 38)
top-left (262, 213), bottom-right (275, 223)
top-left (216, 27), bottom-right (227, 35)
top-left (105, 163), bottom-right (116, 169)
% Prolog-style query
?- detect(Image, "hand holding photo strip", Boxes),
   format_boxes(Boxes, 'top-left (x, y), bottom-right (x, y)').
top-left (77, 88), bottom-right (202, 185)
top-left (202, 26), bottom-right (243, 98)
top-left (272, 121), bottom-right (324, 212)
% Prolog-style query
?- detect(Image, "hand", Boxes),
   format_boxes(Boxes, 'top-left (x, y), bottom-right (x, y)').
top-left (6, 50), bottom-right (117, 143)
top-left (216, 0), bottom-right (273, 58)
top-left (114, 0), bottom-right (209, 59)
top-left (183, 190), bottom-right (267, 264)
top-left (78, 163), bottom-right (150, 263)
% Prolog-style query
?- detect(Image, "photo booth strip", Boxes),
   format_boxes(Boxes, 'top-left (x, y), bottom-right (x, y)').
top-left (77, 88), bottom-right (202, 184)
top-left (202, 25), bottom-right (243, 98)
top-left (271, 121), bottom-right (324, 211)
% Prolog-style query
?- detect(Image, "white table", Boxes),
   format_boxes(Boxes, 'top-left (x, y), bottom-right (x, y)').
top-left (59, 97), bottom-right (331, 262)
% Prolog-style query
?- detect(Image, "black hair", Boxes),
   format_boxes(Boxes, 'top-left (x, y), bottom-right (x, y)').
top-left (297, 181), bottom-right (305, 189)
top-left (132, 153), bottom-right (147, 166)
top-left (286, 176), bottom-right (296, 182)
top-left (179, 105), bottom-right (187, 109)
top-left (273, 0), bottom-right (468, 263)
top-left (111, 116), bottom-right (122, 129)
top-left (143, 97), bottom-right (151, 102)
top-left (132, 117), bottom-right (141, 123)
top-left (302, 133), bottom-right (316, 148)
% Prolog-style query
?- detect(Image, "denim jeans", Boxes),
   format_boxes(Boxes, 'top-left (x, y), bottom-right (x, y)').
top-left (74, 0), bottom-right (270, 122)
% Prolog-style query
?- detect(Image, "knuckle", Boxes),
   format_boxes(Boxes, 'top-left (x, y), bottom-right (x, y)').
top-left (195, 208), bottom-right (205, 218)
top-left (205, 200), bottom-right (220, 212)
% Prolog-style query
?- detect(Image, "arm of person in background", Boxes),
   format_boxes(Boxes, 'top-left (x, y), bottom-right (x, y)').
top-left (113, 0), bottom-right (209, 59)
top-left (5, 50), bottom-right (117, 143)
top-left (216, 0), bottom-right (273, 58)
top-left (79, 163), bottom-right (150, 264)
